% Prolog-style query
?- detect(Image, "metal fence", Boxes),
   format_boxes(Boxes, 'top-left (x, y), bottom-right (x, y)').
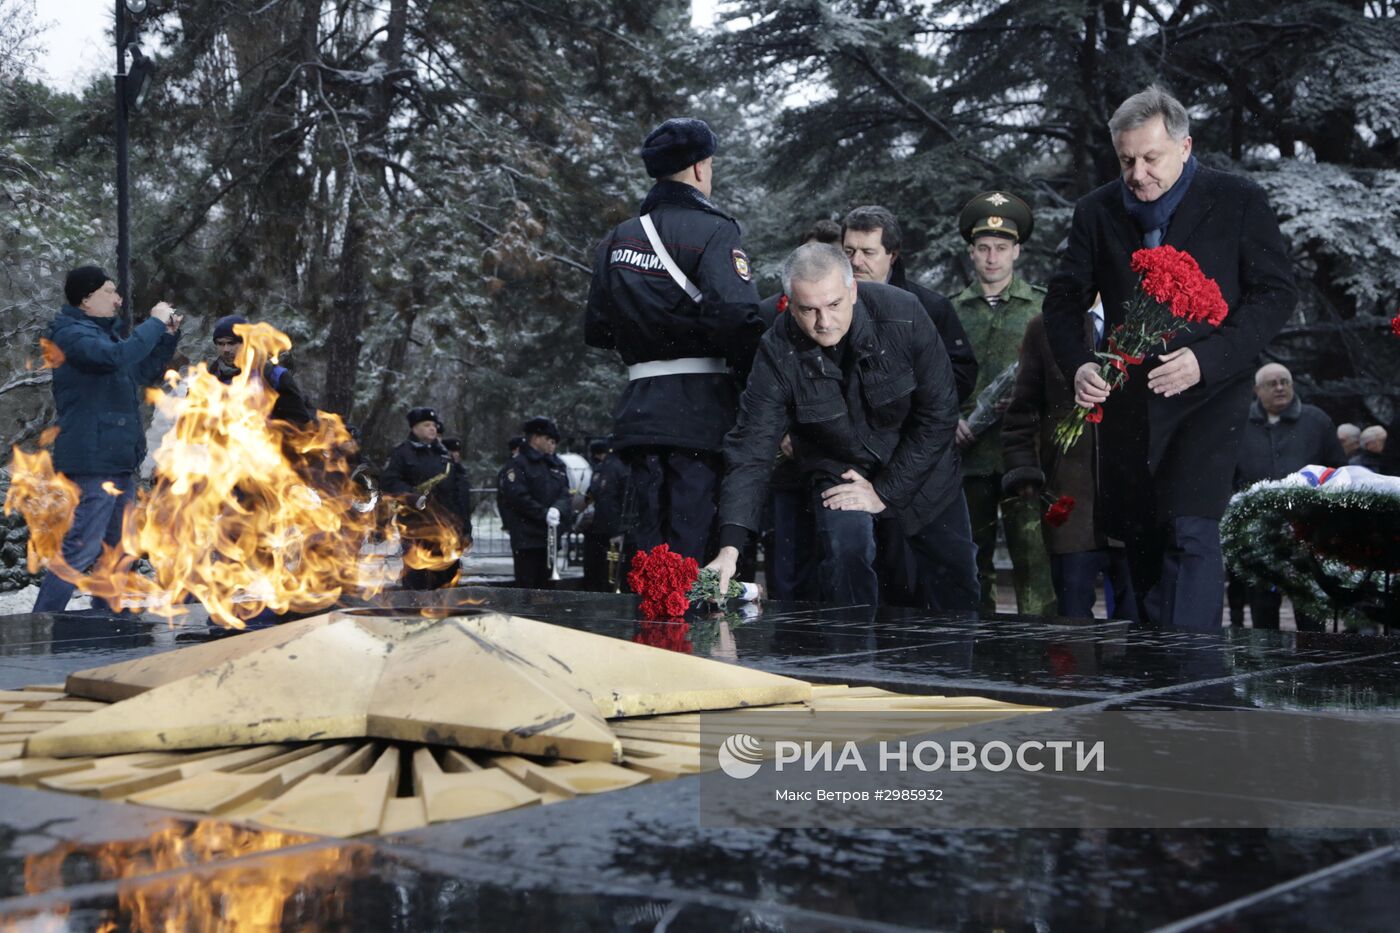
top-left (467, 488), bottom-right (583, 567)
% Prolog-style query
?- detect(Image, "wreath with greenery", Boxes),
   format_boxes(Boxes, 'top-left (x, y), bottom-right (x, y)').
top-left (1220, 483), bottom-right (1400, 625)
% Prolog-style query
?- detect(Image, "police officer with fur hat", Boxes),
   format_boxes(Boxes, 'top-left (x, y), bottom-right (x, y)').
top-left (497, 416), bottom-right (572, 589)
top-left (584, 117), bottom-right (765, 563)
top-left (382, 406), bottom-right (473, 590)
top-left (950, 191), bottom-right (1056, 616)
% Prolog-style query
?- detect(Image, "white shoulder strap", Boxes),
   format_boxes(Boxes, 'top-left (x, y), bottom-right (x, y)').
top-left (639, 213), bottom-right (703, 303)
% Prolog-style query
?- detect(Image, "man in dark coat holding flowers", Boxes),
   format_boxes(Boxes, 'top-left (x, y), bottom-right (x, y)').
top-left (1042, 85), bottom-right (1297, 630)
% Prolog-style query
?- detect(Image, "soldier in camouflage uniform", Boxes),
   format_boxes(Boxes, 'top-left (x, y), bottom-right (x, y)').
top-left (950, 192), bottom-right (1057, 616)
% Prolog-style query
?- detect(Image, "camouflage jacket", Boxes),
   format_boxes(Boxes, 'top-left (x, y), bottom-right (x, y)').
top-left (951, 275), bottom-right (1045, 476)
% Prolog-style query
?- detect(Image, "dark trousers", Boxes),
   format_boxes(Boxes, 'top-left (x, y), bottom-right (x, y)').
top-left (1051, 549), bottom-right (1139, 621)
top-left (582, 533), bottom-right (615, 592)
top-left (1226, 570), bottom-right (1248, 625)
top-left (766, 484), bottom-right (816, 601)
top-left (33, 473), bottom-right (135, 613)
top-left (905, 496), bottom-right (981, 613)
top-left (1133, 516), bottom-right (1225, 632)
top-left (625, 447), bottom-right (719, 563)
top-left (1245, 584), bottom-right (1323, 632)
top-left (812, 492), bottom-right (979, 613)
top-left (512, 547), bottom-right (553, 590)
top-left (874, 518), bottom-right (919, 608)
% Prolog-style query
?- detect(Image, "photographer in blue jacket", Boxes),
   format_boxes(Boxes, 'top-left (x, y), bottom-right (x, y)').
top-left (32, 265), bottom-right (182, 613)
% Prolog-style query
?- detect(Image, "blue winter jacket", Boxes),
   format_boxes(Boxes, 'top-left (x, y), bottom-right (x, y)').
top-left (46, 306), bottom-right (180, 476)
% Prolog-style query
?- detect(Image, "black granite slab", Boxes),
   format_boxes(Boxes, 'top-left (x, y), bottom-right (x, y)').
top-left (1, 587), bottom-right (1398, 930)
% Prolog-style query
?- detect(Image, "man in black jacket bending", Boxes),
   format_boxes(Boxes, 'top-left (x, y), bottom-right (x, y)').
top-left (706, 243), bottom-right (978, 612)
top-left (584, 117), bottom-right (764, 563)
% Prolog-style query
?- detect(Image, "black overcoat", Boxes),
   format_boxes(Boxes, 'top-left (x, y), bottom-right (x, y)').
top-left (1043, 166), bottom-right (1297, 530)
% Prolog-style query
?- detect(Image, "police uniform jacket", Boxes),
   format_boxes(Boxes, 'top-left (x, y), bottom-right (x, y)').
top-left (888, 258), bottom-right (978, 404)
top-left (585, 453), bottom-right (630, 537)
top-left (47, 306), bottom-right (179, 477)
top-left (584, 180), bottom-right (764, 452)
top-left (1043, 166), bottom-right (1296, 527)
top-left (497, 445), bottom-right (571, 550)
top-left (719, 282), bottom-right (961, 544)
top-left (382, 438), bottom-right (472, 536)
top-left (951, 275), bottom-right (1045, 477)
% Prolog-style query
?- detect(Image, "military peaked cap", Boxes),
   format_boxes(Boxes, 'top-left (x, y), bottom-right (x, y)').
top-left (958, 191), bottom-right (1034, 243)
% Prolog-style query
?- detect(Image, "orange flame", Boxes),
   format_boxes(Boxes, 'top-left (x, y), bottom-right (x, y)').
top-left (3, 442), bottom-right (79, 575)
top-left (40, 337), bottom-right (66, 369)
top-left (22, 819), bottom-right (370, 931)
top-left (5, 323), bottom-right (466, 627)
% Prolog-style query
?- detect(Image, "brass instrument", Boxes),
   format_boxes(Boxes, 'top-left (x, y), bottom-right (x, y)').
top-left (606, 538), bottom-right (621, 592)
top-left (410, 466), bottom-right (452, 511)
top-left (547, 521), bottom-right (561, 582)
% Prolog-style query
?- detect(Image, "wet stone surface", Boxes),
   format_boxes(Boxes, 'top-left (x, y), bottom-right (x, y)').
top-left (0, 587), bottom-right (1398, 930)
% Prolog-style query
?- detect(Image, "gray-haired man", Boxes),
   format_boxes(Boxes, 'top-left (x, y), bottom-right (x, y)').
top-left (705, 243), bottom-right (978, 611)
top-left (1043, 85), bottom-right (1296, 629)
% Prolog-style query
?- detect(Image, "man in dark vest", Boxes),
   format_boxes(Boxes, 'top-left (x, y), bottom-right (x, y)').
top-left (1043, 85), bottom-right (1297, 630)
top-left (584, 117), bottom-right (764, 563)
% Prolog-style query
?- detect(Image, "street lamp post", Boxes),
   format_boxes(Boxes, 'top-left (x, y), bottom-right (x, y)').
top-left (113, 0), bottom-right (153, 336)
top-left (115, 0), bottom-right (132, 335)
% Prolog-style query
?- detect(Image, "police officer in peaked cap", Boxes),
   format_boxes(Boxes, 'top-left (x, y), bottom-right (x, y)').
top-left (497, 415), bottom-right (572, 589)
top-left (584, 117), bottom-right (765, 564)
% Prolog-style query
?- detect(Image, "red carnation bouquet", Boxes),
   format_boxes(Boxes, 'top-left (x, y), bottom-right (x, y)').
top-left (627, 543), bottom-right (762, 620)
top-left (1054, 245), bottom-right (1229, 452)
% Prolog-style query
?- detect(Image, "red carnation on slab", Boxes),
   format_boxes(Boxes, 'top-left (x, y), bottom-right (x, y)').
top-left (628, 543), bottom-right (701, 621)
top-left (1390, 310), bottom-right (1400, 338)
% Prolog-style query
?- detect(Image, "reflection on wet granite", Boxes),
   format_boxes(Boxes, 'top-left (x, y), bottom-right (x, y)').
top-left (0, 841), bottom-right (847, 933)
top-left (0, 785), bottom-right (321, 900)
top-left (1194, 845), bottom-right (1400, 932)
top-left (397, 776), bottom-right (1400, 931)
top-left (2, 585), bottom-right (1400, 929)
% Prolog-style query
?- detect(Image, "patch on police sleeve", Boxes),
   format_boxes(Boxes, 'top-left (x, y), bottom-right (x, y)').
top-left (506, 469), bottom-right (516, 483)
top-left (731, 249), bottom-right (751, 281)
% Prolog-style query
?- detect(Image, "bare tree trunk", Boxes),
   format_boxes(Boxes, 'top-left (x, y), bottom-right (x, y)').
top-left (358, 261), bottom-right (424, 448)
top-left (319, 0), bottom-right (408, 417)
